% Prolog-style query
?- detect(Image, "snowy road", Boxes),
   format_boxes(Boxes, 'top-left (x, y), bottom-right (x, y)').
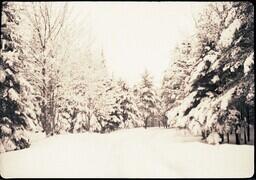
top-left (0, 128), bottom-right (254, 178)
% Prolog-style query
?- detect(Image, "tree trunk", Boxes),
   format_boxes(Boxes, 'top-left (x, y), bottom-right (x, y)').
top-left (247, 123), bottom-right (250, 142)
top-left (220, 133), bottom-right (224, 144)
top-left (51, 89), bottom-right (55, 135)
top-left (144, 117), bottom-right (148, 129)
top-left (202, 130), bottom-right (206, 140)
top-left (206, 129), bottom-right (210, 137)
top-left (227, 133), bottom-right (229, 143)
top-left (164, 117), bottom-right (168, 128)
top-left (235, 133), bottom-right (240, 144)
top-left (244, 126), bottom-right (247, 144)
top-left (41, 105), bottom-right (46, 131)
top-left (246, 106), bottom-right (250, 142)
top-left (41, 57), bottom-right (51, 135)
top-left (87, 114), bottom-right (91, 132)
top-left (235, 124), bottom-right (241, 145)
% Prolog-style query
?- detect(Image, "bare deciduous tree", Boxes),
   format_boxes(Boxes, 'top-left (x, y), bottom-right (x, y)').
top-left (22, 2), bottom-right (68, 135)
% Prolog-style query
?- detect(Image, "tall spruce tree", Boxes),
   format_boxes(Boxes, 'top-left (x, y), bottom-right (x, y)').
top-left (0, 2), bottom-right (30, 153)
top-left (138, 70), bottom-right (158, 129)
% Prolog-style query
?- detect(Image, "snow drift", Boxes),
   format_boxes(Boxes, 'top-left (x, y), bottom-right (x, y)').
top-left (0, 128), bottom-right (253, 178)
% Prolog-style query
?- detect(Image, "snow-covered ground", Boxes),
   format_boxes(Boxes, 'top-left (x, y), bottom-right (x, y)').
top-left (0, 127), bottom-right (254, 178)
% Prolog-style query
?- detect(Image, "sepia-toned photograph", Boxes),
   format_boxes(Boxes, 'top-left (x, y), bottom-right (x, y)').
top-left (0, 1), bottom-right (254, 178)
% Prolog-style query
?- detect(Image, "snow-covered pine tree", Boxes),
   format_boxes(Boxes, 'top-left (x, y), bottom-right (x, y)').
top-left (161, 39), bottom-right (194, 113)
top-left (132, 84), bottom-right (145, 127)
top-left (71, 48), bottom-right (120, 133)
top-left (84, 52), bottom-right (108, 133)
top-left (54, 46), bottom-right (106, 134)
top-left (53, 12), bottom-right (97, 134)
top-left (92, 77), bottom-right (115, 133)
top-left (55, 65), bottom-right (89, 134)
top-left (154, 88), bottom-right (165, 128)
top-left (18, 76), bottom-right (42, 132)
top-left (166, 2), bottom-right (254, 144)
top-left (138, 70), bottom-right (159, 129)
top-left (0, 2), bottom-right (30, 153)
top-left (117, 80), bottom-right (143, 129)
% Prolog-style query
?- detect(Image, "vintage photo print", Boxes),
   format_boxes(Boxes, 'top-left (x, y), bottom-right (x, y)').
top-left (0, 1), bottom-right (254, 178)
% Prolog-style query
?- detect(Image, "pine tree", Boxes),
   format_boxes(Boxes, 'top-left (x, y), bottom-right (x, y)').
top-left (54, 47), bottom-right (108, 134)
top-left (166, 2), bottom-right (254, 144)
top-left (117, 80), bottom-right (143, 128)
top-left (161, 39), bottom-right (194, 112)
top-left (0, 2), bottom-right (30, 152)
top-left (138, 70), bottom-right (158, 129)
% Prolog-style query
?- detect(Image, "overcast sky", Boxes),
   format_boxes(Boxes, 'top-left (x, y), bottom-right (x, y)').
top-left (70, 2), bottom-right (209, 87)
